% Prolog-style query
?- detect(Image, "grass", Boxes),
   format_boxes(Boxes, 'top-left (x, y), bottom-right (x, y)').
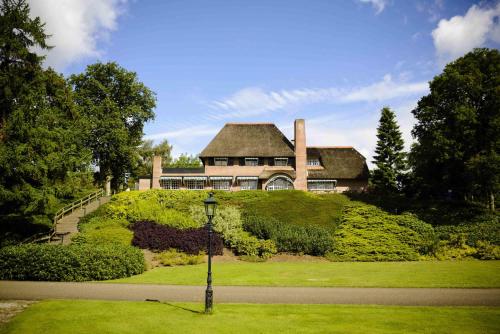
top-left (238, 190), bottom-right (349, 229)
top-left (1, 300), bottom-right (499, 334)
top-left (111, 260), bottom-right (500, 288)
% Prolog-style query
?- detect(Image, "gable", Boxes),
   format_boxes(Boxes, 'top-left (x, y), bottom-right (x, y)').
top-left (307, 147), bottom-right (369, 180)
top-left (200, 123), bottom-right (295, 157)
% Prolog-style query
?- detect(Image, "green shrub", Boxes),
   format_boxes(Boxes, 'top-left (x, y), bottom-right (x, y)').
top-left (190, 205), bottom-right (276, 258)
top-left (75, 216), bottom-right (133, 246)
top-left (435, 218), bottom-right (500, 247)
top-left (327, 205), bottom-right (436, 262)
top-left (154, 249), bottom-right (205, 266)
top-left (243, 215), bottom-right (333, 256)
top-left (475, 241), bottom-right (500, 260)
top-left (432, 235), bottom-right (500, 260)
top-left (105, 194), bottom-right (199, 229)
top-left (0, 243), bottom-right (145, 281)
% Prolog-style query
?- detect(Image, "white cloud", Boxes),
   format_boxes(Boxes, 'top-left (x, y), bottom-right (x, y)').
top-left (432, 3), bottom-right (500, 62)
top-left (209, 75), bottom-right (428, 119)
top-left (301, 99), bottom-right (419, 168)
top-left (144, 125), bottom-right (218, 141)
top-left (357, 0), bottom-right (388, 15)
top-left (28, 0), bottom-right (128, 70)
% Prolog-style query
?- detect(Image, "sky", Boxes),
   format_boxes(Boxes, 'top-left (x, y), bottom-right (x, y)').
top-left (29, 0), bottom-right (500, 167)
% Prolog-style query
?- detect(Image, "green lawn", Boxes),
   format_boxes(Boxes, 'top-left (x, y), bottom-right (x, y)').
top-left (111, 260), bottom-right (500, 288)
top-left (2, 300), bottom-right (499, 334)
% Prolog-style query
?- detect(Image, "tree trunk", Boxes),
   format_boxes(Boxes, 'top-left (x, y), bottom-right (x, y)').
top-left (489, 192), bottom-right (495, 211)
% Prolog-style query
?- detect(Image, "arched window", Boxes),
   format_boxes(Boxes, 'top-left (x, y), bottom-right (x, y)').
top-left (266, 175), bottom-right (294, 191)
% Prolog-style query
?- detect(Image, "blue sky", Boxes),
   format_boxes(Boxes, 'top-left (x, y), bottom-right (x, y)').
top-left (30, 0), bottom-right (500, 166)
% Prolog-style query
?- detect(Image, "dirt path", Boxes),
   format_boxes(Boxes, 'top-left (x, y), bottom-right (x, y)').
top-left (1, 281), bottom-right (499, 306)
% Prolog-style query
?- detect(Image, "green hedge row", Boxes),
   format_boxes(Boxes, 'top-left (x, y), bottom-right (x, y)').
top-left (0, 243), bottom-right (145, 281)
top-left (242, 215), bottom-right (333, 256)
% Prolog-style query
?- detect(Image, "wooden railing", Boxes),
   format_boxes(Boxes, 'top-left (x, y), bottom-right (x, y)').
top-left (49, 189), bottom-right (105, 241)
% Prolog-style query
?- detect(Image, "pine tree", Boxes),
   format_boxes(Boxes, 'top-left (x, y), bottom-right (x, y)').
top-left (371, 107), bottom-right (406, 193)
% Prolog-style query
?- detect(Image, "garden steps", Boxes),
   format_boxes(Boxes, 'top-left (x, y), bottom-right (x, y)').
top-left (51, 196), bottom-right (110, 245)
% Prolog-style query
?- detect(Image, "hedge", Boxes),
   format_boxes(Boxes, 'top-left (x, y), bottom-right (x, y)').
top-left (190, 205), bottom-right (277, 259)
top-left (242, 215), bottom-right (333, 256)
top-left (327, 205), bottom-right (436, 261)
top-left (0, 243), bottom-right (145, 281)
top-left (131, 220), bottom-right (224, 255)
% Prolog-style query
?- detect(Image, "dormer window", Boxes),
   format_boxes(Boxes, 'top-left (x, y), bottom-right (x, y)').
top-left (214, 157), bottom-right (228, 166)
top-left (307, 159), bottom-right (320, 166)
top-left (274, 158), bottom-right (288, 166)
top-left (245, 158), bottom-right (259, 166)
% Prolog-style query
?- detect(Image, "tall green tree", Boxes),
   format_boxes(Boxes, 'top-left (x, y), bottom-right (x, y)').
top-left (0, 0), bottom-right (50, 130)
top-left (409, 48), bottom-right (500, 210)
top-left (70, 62), bottom-right (156, 191)
top-left (371, 107), bottom-right (407, 192)
top-left (0, 0), bottom-right (90, 223)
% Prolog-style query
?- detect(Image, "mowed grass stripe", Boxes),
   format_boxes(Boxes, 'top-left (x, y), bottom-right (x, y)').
top-left (2, 300), bottom-right (499, 334)
top-left (111, 260), bottom-right (500, 288)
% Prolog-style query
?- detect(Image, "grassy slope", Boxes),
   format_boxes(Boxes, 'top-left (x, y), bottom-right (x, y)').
top-left (2, 300), bottom-right (499, 334)
top-left (111, 260), bottom-right (500, 288)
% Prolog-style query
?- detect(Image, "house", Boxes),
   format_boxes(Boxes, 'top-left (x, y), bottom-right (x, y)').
top-left (139, 119), bottom-right (369, 192)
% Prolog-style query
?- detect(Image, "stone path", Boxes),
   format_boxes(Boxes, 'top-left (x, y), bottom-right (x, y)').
top-left (53, 196), bottom-right (110, 245)
top-left (1, 281), bottom-right (499, 306)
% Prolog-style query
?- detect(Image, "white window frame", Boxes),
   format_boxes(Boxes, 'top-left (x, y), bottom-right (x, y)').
top-left (245, 157), bottom-right (259, 166)
top-left (214, 157), bottom-right (228, 166)
top-left (274, 158), bottom-right (288, 166)
top-left (185, 179), bottom-right (205, 190)
top-left (240, 179), bottom-right (258, 190)
top-left (160, 179), bottom-right (181, 190)
top-left (266, 175), bottom-right (294, 191)
top-left (307, 159), bottom-right (321, 166)
top-left (212, 180), bottom-right (231, 190)
top-left (307, 180), bottom-right (337, 191)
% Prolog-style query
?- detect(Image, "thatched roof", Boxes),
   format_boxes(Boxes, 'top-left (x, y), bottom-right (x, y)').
top-left (307, 147), bottom-right (369, 180)
top-left (200, 123), bottom-right (295, 157)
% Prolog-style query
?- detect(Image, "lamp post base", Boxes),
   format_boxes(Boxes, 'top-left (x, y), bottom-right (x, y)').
top-left (205, 288), bottom-right (213, 313)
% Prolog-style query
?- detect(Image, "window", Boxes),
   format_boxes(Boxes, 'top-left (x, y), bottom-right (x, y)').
top-left (307, 159), bottom-right (320, 166)
top-left (212, 180), bottom-right (231, 190)
top-left (185, 179), bottom-right (205, 190)
top-left (160, 179), bottom-right (181, 189)
top-left (245, 158), bottom-right (259, 166)
top-left (266, 176), bottom-right (294, 191)
top-left (308, 180), bottom-right (336, 191)
top-left (214, 158), bottom-right (228, 166)
top-left (240, 180), bottom-right (258, 190)
top-left (274, 158), bottom-right (288, 166)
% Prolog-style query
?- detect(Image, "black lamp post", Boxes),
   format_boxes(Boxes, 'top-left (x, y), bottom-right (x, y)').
top-left (204, 192), bottom-right (217, 314)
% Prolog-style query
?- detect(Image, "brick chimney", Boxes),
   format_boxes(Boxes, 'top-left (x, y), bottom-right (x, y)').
top-left (152, 155), bottom-right (162, 189)
top-left (293, 119), bottom-right (307, 191)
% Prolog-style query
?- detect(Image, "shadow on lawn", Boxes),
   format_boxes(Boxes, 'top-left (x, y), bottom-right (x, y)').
top-left (156, 301), bottom-right (203, 314)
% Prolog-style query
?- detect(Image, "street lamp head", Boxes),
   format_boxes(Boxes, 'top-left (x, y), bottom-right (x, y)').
top-left (204, 192), bottom-right (217, 219)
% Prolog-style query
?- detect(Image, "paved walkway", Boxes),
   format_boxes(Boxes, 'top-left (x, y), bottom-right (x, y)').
top-left (1, 281), bottom-right (499, 306)
top-left (53, 196), bottom-right (110, 245)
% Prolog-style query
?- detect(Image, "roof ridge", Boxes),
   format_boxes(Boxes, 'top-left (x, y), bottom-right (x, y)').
top-left (308, 146), bottom-right (354, 149)
top-left (225, 122), bottom-right (275, 125)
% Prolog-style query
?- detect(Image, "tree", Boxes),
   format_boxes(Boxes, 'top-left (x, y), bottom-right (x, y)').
top-left (135, 139), bottom-right (172, 176)
top-left (170, 153), bottom-right (202, 168)
top-left (409, 48), bottom-right (500, 210)
top-left (371, 107), bottom-right (407, 193)
top-left (70, 62), bottom-right (156, 191)
top-left (0, 0), bottom-right (90, 223)
top-left (0, 0), bottom-right (50, 130)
